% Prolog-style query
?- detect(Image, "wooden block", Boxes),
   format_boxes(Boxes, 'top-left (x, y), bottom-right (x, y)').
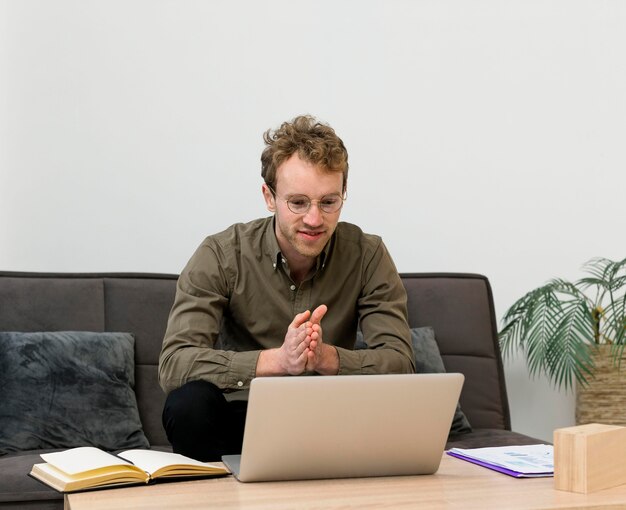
top-left (554, 423), bottom-right (626, 493)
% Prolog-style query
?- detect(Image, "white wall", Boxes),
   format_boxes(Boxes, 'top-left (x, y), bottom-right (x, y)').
top-left (2, 0), bottom-right (625, 442)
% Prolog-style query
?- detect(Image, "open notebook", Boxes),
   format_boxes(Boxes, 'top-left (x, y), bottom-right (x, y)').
top-left (222, 373), bottom-right (464, 482)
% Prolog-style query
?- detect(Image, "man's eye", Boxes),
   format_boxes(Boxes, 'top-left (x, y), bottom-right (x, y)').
top-left (322, 197), bottom-right (340, 207)
top-left (289, 197), bottom-right (309, 208)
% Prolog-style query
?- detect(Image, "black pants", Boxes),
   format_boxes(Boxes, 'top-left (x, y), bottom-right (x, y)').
top-left (162, 380), bottom-right (247, 462)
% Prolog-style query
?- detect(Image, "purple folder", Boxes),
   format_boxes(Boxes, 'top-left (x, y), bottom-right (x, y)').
top-left (446, 451), bottom-right (553, 478)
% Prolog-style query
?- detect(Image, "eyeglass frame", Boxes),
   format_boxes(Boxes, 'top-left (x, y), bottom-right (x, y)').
top-left (266, 184), bottom-right (346, 215)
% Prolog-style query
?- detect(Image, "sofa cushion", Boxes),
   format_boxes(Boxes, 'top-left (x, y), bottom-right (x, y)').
top-left (356, 326), bottom-right (472, 436)
top-left (0, 331), bottom-right (149, 455)
top-left (0, 449), bottom-right (63, 507)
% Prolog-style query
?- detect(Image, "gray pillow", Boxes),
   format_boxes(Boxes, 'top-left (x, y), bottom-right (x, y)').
top-left (355, 326), bottom-right (472, 436)
top-left (0, 331), bottom-right (150, 455)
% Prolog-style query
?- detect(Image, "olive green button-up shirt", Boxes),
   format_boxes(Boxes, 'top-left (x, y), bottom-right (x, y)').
top-left (158, 217), bottom-right (414, 394)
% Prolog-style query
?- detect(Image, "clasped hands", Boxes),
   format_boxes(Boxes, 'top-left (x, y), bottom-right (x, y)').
top-left (257, 304), bottom-right (339, 377)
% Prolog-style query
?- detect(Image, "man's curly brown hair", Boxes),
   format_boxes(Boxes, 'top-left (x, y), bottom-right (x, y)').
top-left (261, 115), bottom-right (349, 193)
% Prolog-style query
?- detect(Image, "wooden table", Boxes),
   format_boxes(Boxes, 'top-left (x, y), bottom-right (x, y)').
top-left (65, 455), bottom-right (626, 510)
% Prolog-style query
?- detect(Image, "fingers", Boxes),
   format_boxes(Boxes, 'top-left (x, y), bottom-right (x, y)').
top-left (303, 312), bottom-right (325, 373)
top-left (306, 349), bottom-right (316, 367)
top-left (281, 306), bottom-right (328, 375)
top-left (292, 327), bottom-right (310, 356)
top-left (310, 304), bottom-right (328, 325)
top-left (280, 312), bottom-right (312, 375)
top-left (290, 309), bottom-right (311, 330)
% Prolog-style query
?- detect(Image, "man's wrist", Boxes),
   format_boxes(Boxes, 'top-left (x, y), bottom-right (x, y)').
top-left (256, 348), bottom-right (285, 377)
top-left (316, 344), bottom-right (339, 375)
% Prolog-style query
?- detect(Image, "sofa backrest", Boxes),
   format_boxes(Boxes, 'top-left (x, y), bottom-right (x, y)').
top-left (0, 271), bottom-right (511, 447)
top-left (0, 272), bottom-right (177, 447)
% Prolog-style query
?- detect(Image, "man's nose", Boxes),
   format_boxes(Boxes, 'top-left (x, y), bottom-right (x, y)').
top-left (303, 202), bottom-right (323, 226)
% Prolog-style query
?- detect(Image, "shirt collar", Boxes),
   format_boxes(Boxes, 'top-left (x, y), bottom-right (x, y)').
top-left (264, 216), bottom-right (333, 272)
top-left (262, 217), bottom-right (283, 270)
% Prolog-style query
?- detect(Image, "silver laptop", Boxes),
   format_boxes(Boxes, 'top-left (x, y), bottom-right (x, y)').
top-left (222, 373), bottom-right (464, 482)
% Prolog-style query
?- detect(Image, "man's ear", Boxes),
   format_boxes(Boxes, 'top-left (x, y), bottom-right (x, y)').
top-left (262, 184), bottom-right (276, 212)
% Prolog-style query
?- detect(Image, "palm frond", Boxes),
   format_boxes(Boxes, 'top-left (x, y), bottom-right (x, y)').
top-left (602, 293), bottom-right (626, 345)
top-left (609, 275), bottom-right (626, 294)
top-left (600, 258), bottom-right (626, 285)
top-left (499, 318), bottom-right (525, 359)
top-left (499, 278), bottom-right (592, 389)
top-left (608, 256), bottom-right (626, 275)
top-left (523, 293), bottom-right (561, 376)
top-left (582, 257), bottom-right (614, 280)
top-left (578, 277), bottom-right (609, 291)
top-left (548, 278), bottom-right (586, 298)
top-left (544, 298), bottom-right (595, 390)
top-left (500, 257), bottom-right (626, 391)
top-left (499, 285), bottom-right (552, 358)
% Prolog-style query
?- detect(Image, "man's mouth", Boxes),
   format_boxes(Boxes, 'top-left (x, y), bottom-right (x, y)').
top-left (298, 230), bottom-right (325, 241)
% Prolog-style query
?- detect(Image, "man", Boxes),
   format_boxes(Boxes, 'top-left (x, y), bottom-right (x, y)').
top-left (159, 115), bottom-right (414, 461)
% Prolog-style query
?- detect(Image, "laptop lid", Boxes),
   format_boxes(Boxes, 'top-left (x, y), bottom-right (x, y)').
top-left (222, 373), bottom-right (464, 482)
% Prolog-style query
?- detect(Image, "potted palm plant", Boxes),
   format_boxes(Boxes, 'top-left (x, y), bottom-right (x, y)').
top-left (499, 257), bottom-right (626, 424)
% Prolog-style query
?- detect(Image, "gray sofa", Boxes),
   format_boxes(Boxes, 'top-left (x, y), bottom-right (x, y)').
top-left (0, 271), bottom-right (543, 510)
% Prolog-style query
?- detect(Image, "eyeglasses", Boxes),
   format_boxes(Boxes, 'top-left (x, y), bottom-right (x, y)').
top-left (267, 185), bottom-right (346, 214)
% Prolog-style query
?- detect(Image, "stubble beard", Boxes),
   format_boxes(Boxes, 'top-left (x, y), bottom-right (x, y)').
top-left (278, 221), bottom-right (330, 260)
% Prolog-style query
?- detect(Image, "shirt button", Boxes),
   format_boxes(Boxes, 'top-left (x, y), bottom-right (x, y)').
top-left (290, 285), bottom-right (296, 291)
top-left (237, 381), bottom-right (243, 387)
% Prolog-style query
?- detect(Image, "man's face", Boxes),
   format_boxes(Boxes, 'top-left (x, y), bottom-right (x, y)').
top-left (263, 153), bottom-right (344, 264)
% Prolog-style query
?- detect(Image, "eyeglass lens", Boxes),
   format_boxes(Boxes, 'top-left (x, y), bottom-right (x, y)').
top-left (287, 195), bottom-right (343, 214)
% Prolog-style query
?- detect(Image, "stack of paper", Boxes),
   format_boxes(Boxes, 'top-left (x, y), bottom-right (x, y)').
top-left (446, 444), bottom-right (553, 478)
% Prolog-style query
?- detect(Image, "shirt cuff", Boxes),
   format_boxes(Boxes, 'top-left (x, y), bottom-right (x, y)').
top-left (227, 350), bottom-right (261, 389)
top-left (335, 346), bottom-right (363, 375)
